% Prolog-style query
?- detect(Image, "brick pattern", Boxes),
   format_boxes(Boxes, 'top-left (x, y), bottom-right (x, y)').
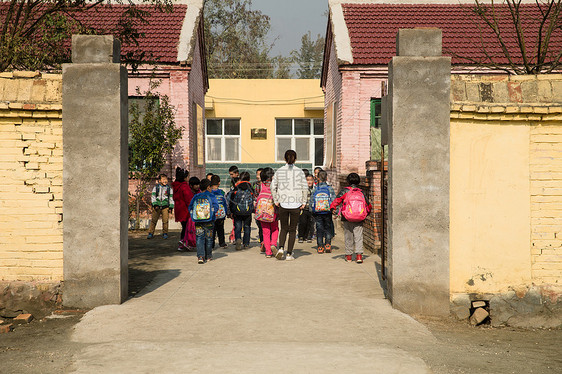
top-left (530, 124), bottom-right (562, 284)
top-left (323, 33), bottom-right (342, 190)
top-left (451, 75), bottom-right (562, 286)
top-left (186, 19), bottom-right (207, 180)
top-left (361, 161), bottom-right (387, 254)
top-left (0, 72), bottom-right (63, 281)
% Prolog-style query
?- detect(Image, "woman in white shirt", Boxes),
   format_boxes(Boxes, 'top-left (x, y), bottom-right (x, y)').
top-left (271, 150), bottom-right (308, 261)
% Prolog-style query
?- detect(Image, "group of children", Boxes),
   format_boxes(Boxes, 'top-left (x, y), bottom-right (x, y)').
top-left (147, 164), bottom-right (371, 264)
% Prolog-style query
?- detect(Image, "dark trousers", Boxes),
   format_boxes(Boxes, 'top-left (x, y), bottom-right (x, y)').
top-left (234, 215), bottom-right (252, 245)
top-left (180, 221), bottom-right (187, 240)
top-left (213, 218), bottom-right (225, 248)
top-left (314, 214), bottom-right (333, 247)
top-left (256, 219), bottom-right (263, 243)
top-left (298, 209), bottom-right (314, 240)
top-left (278, 207), bottom-right (300, 254)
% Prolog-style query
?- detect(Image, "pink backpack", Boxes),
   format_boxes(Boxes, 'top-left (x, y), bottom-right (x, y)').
top-left (255, 183), bottom-right (275, 222)
top-left (342, 188), bottom-right (368, 222)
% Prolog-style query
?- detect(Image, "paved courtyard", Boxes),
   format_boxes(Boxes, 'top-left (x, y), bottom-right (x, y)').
top-left (57, 221), bottom-right (561, 374)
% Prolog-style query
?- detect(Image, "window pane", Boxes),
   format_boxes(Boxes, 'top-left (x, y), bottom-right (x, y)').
top-left (224, 119), bottom-right (240, 135)
top-left (277, 138), bottom-right (292, 161)
top-left (314, 119), bottom-right (324, 135)
top-left (295, 138), bottom-right (310, 161)
top-left (276, 119), bottom-right (292, 135)
top-left (225, 138), bottom-right (239, 161)
top-left (207, 119), bottom-right (222, 135)
top-left (207, 137), bottom-right (221, 161)
top-left (294, 119), bottom-right (311, 135)
top-left (315, 137), bottom-right (324, 166)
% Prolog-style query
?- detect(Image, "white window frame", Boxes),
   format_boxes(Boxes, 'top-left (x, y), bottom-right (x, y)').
top-left (275, 118), bottom-right (324, 167)
top-left (205, 118), bottom-right (241, 163)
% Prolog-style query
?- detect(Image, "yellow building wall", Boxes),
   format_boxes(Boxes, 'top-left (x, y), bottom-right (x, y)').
top-left (450, 119), bottom-right (532, 293)
top-left (205, 79), bottom-right (324, 164)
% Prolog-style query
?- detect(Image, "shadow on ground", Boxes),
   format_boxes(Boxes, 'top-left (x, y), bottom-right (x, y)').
top-left (128, 230), bottom-right (187, 297)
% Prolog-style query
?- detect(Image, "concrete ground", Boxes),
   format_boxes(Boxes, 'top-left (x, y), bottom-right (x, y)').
top-left (64, 220), bottom-right (561, 374)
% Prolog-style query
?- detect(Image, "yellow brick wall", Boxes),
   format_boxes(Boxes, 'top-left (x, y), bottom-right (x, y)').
top-left (450, 74), bottom-right (562, 292)
top-left (530, 122), bottom-right (562, 284)
top-left (0, 72), bottom-right (63, 281)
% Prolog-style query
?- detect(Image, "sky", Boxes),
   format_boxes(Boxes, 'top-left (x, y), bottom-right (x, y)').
top-left (250, 0), bottom-right (329, 58)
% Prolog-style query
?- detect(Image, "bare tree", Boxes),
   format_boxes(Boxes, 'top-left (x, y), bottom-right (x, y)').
top-left (459, 0), bottom-right (562, 74)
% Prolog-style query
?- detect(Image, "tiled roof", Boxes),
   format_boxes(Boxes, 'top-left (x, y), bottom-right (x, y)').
top-left (341, 3), bottom-right (562, 66)
top-left (0, 3), bottom-right (188, 64)
top-left (70, 4), bottom-right (188, 63)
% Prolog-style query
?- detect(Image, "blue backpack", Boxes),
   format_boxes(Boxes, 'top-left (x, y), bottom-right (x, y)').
top-left (191, 193), bottom-right (214, 223)
top-left (311, 185), bottom-right (331, 214)
top-left (213, 191), bottom-right (228, 219)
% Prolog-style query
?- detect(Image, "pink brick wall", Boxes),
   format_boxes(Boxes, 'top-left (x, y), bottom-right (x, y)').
top-left (323, 31), bottom-right (384, 190)
top-left (186, 21), bottom-right (207, 179)
top-left (323, 36), bottom-right (343, 190)
top-left (340, 70), bottom-right (382, 175)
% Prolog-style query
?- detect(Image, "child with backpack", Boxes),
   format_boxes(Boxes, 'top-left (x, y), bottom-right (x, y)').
top-left (227, 171), bottom-right (255, 250)
top-left (188, 179), bottom-right (220, 264)
top-left (183, 177), bottom-right (200, 250)
top-left (255, 167), bottom-right (278, 258)
top-left (147, 174), bottom-right (174, 239)
top-left (172, 167), bottom-right (191, 251)
top-left (210, 175), bottom-right (228, 249)
top-left (310, 170), bottom-right (336, 254)
top-left (298, 174), bottom-right (316, 243)
top-left (330, 173), bottom-right (372, 263)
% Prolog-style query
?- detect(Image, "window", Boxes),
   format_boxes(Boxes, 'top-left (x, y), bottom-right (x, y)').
top-left (275, 118), bottom-right (324, 167)
top-left (370, 98), bottom-right (382, 128)
top-left (206, 119), bottom-right (241, 162)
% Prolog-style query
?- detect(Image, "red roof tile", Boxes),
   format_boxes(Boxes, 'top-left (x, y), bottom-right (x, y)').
top-left (0, 3), bottom-right (188, 64)
top-left (71, 4), bottom-right (188, 63)
top-left (341, 3), bottom-right (562, 66)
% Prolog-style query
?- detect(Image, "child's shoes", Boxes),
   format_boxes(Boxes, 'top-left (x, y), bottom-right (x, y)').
top-left (356, 254), bottom-right (363, 264)
top-left (324, 244), bottom-right (332, 253)
top-left (345, 255), bottom-right (352, 262)
top-left (317, 246), bottom-right (324, 254)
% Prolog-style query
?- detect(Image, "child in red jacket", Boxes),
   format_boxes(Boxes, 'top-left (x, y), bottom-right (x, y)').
top-left (330, 173), bottom-right (371, 263)
top-left (172, 167), bottom-right (191, 251)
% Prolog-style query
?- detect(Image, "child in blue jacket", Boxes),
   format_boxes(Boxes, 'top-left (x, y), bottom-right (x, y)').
top-left (210, 174), bottom-right (228, 249)
top-left (310, 170), bottom-right (336, 254)
top-left (189, 179), bottom-right (220, 263)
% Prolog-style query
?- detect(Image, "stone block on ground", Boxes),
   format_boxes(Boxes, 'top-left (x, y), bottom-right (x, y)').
top-left (13, 313), bottom-right (33, 324)
top-left (472, 301), bottom-right (486, 308)
top-left (0, 324), bottom-right (14, 333)
top-left (470, 307), bottom-right (489, 326)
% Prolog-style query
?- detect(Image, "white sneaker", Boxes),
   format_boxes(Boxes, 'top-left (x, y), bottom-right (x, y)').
top-left (285, 253), bottom-right (295, 261)
top-left (275, 247), bottom-right (284, 260)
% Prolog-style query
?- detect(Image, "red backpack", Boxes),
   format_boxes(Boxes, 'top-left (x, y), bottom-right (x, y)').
top-left (342, 188), bottom-right (368, 222)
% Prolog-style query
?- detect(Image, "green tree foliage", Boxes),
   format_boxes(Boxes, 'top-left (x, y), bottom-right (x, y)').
top-left (291, 31), bottom-right (325, 79)
top-left (0, 0), bottom-right (172, 72)
top-left (128, 79), bottom-right (181, 229)
top-left (204, 0), bottom-right (288, 78)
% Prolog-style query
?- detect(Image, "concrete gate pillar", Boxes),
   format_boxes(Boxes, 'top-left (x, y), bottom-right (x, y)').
top-left (386, 29), bottom-right (450, 316)
top-left (62, 35), bottom-right (128, 307)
